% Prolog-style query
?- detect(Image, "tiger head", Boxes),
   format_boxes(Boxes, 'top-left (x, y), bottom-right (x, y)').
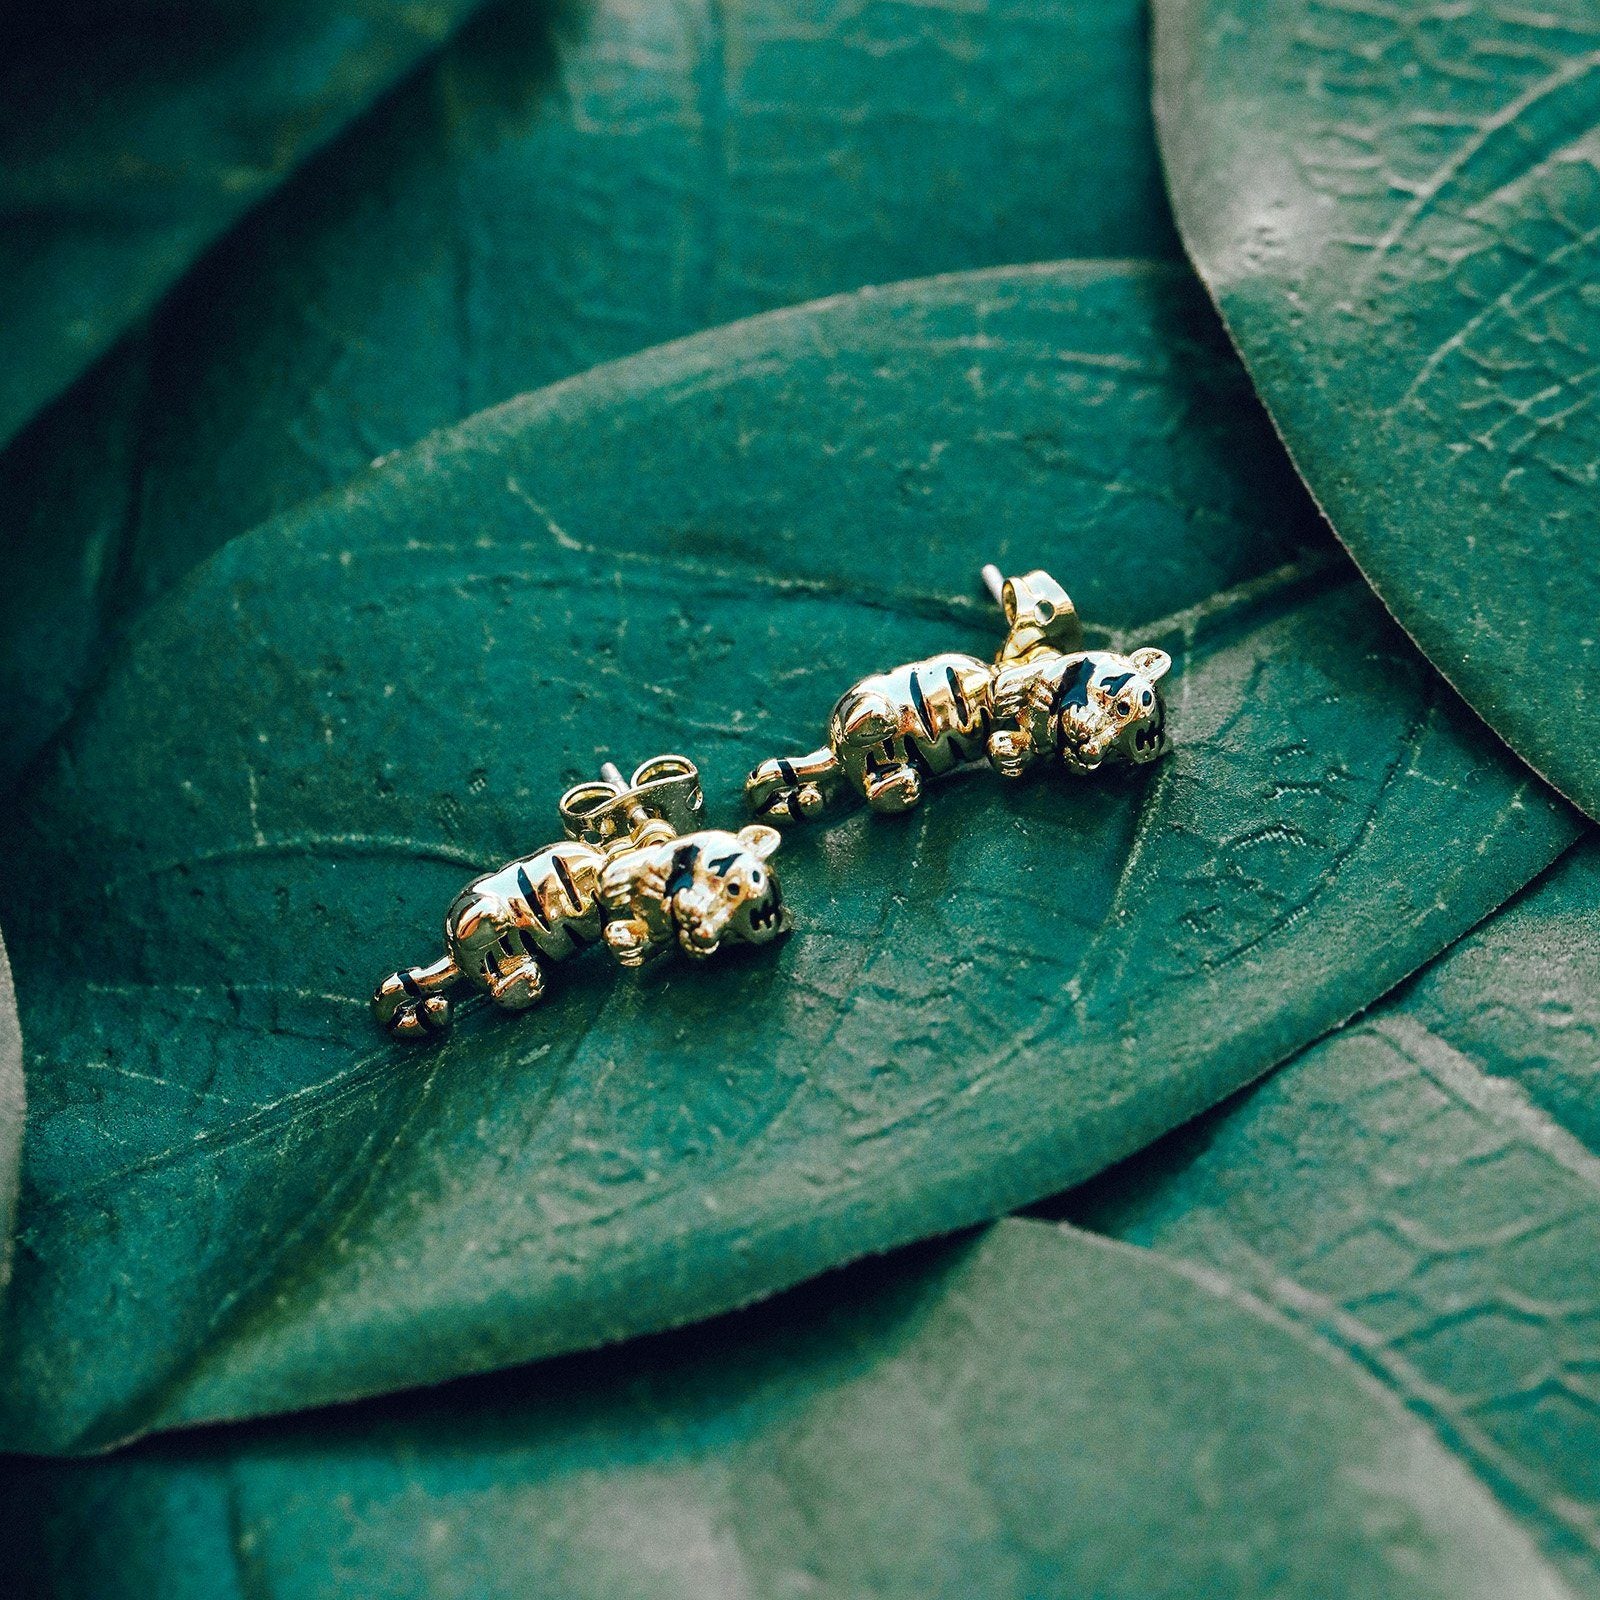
top-left (662, 826), bottom-right (790, 959)
top-left (1055, 646), bottom-right (1172, 774)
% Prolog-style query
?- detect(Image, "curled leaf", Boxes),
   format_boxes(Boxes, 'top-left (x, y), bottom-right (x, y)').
top-left (1151, 0), bottom-right (1600, 814)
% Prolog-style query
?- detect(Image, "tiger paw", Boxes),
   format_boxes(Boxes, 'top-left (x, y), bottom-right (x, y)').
top-left (487, 960), bottom-right (545, 1011)
top-left (604, 917), bottom-right (653, 968)
top-left (864, 765), bottom-right (923, 814)
top-left (987, 729), bottom-right (1030, 779)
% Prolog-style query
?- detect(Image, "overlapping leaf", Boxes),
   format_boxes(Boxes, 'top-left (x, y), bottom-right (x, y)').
top-left (0, 0), bottom-right (1178, 793)
top-left (1151, 0), bottom-right (1600, 814)
top-left (0, 1221), bottom-right (1575, 1600)
top-left (136, 0), bottom-right (1180, 544)
top-left (0, 263), bottom-right (1574, 1451)
top-left (0, 0), bottom-right (478, 449)
top-left (1070, 839), bottom-right (1600, 1594)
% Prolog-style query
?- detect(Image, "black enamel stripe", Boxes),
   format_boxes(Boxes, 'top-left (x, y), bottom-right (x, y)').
top-left (776, 758), bottom-right (799, 787)
top-left (708, 853), bottom-right (740, 875)
top-left (665, 844), bottom-right (700, 897)
top-left (908, 670), bottom-right (937, 741)
top-left (1057, 657), bottom-right (1096, 710)
top-left (516, 864), bottom-right (551, 930)
top-left (398, 969), bottom-right (425, 999)
top-left (551, 851), bottom-right (583, 911)
top-left (945, 665), bottom-right (970, 724)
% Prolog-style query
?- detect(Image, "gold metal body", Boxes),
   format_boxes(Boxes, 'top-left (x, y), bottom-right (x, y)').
top-left (746, 567), bottom-right (1172, 821)
top-left (374, 756), bottom-right (790, 1040)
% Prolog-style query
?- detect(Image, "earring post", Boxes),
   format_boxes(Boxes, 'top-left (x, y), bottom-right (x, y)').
top-left (980, 564), bottom-right (1006, 607)
top-left (599, 760), bottom-right (656, 837)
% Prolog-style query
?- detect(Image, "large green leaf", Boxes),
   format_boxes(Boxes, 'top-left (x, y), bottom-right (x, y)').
top-left (0, 262), bottom-right (1574, 1451)
top-left (0, 0), bottom-right (1177, 792)
top-left (1150, 0), bottom-right (1600, 815)
top-left (1070, 837), bottom-right (1600, 1594)
top-left (0, 1220), bottom-right (1576, 1600)
top-left (0, 0), bottom-right (479, 450)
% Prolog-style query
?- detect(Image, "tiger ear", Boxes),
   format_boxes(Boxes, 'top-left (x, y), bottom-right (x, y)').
top-left (737, 823), bottom-right (782, 860)
top-left (1129, 647), bottom-right (1172, 683)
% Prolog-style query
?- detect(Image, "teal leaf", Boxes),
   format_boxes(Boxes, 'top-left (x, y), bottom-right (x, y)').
top-left (1070, 838), bottom-right (1600, 1594)
top-left (1150, 0), bottom-right (1600, 815)
top-left (0, 263), bottom-right (1574, 1450)
top-left (0, 1221), bottom-right (1577, 1600)
top-left (132, 0), bottom-right (1180, 546)
top-left (0, 0), bottom-right (478, 450)
top-left (0, 0), bottom-right (1177, 792)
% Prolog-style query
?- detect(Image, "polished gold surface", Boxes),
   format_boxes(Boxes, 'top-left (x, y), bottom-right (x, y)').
top-left (746, 566), bottom-right (1172, 821)
top-left (374, 756), bottom-right (791, 1040)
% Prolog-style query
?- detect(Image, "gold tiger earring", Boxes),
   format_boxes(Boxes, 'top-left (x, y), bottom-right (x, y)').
top-left (745, 565), bottom-right (1172, 823)
top-left (374, 756), bottom-right (791, 1040)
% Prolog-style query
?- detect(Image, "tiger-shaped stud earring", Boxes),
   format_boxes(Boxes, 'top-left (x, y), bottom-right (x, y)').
top-left (373, 755), bottom-right (792, 1040)
top-left (745, 564), bottom-right (1172, 822)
